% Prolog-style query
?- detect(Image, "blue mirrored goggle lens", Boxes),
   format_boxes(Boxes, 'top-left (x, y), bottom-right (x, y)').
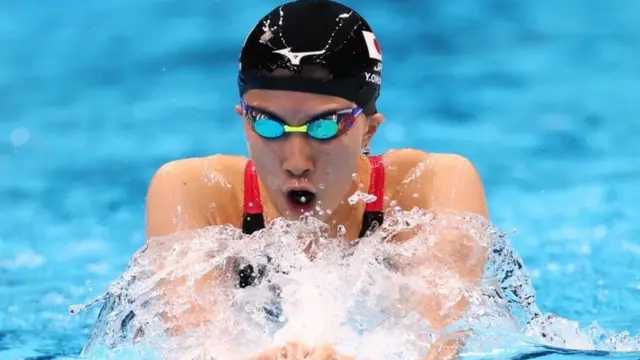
top-left (252, 117), bottom-right (341, 140)
top-left (307, 119), bottom-right (340, 139)
top-left (253, 118), bottom-right (285, 138)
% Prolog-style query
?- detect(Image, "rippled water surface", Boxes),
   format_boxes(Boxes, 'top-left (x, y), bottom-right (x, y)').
top-left (1, 0), bottom-right (640, 359)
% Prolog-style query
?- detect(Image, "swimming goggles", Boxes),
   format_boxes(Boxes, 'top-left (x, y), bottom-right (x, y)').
top-left (242, 102), bottom-right (362, 140)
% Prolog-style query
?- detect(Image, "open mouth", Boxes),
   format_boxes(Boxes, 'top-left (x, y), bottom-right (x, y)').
top-left (286, 190), bottom-right (316, 211)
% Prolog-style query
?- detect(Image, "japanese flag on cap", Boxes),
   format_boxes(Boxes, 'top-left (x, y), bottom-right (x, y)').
top-left (362, 31), bottom-right (382, 61)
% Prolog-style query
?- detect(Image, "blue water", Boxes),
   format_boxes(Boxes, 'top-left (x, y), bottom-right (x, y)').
top-left (1, 0), bottom-right (640, 358)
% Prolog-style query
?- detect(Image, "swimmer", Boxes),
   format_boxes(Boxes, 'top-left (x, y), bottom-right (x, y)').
top-left (145, 0), bottom-right (489, 359)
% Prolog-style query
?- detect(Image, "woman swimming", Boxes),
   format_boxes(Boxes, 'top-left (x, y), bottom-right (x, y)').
top-left (144, 0), bottom-right (489, 358)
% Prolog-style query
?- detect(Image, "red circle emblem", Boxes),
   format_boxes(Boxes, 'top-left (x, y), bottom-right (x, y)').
top-left (373, 38), bottom-right (382, 55)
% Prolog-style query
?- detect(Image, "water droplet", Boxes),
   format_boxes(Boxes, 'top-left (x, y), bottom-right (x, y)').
top-left (348, 191), bottom-right (377, 205)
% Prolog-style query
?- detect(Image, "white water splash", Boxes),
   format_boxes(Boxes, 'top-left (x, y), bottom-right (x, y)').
top-left (74, 209), bottom-right (640, 359)
top-left (347, 191), bottom-right (377, 205)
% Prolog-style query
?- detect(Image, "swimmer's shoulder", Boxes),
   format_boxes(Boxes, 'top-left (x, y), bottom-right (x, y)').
top-left (383, 149), bottom-right (476, 176)
top-left (383, 148), bottom-right (473, 182)
top-left (146, 155), bottom-right (249, 239)
top-left (382, 149), bottom-right (485, 212)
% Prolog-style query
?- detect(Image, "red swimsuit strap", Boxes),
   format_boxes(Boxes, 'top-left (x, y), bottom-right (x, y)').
top-left (243, 160), bottom-right (264, 214)
top-left (365, 155), bottom-right (385, 213)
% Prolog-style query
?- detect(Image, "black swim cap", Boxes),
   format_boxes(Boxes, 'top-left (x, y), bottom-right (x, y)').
top-left (238, 0), bottom-right (383, 115)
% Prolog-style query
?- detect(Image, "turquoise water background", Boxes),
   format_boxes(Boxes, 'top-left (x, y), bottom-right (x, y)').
top-left (1, 0), bottom-right (639, 358)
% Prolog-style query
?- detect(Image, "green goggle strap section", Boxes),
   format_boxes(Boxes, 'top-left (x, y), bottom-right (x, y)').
top-left (283, 124), bottom-right (308, 133)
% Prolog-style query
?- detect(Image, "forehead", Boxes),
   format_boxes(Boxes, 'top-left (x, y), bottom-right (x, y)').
top-left (243, 90), bottom-right (354, 117)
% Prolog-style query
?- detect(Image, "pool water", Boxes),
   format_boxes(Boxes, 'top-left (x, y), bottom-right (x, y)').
top-left (1, 0), bottom-right (639, 359)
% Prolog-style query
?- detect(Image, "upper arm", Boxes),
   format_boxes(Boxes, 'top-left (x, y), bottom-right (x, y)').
top-left (391, 152), bottom-right (490, 329)
top-left (145, 160), bottom-right (211, 240)
top-left (396, 153), bottom-right (490, 265)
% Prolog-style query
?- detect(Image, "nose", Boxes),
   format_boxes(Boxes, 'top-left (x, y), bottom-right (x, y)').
top-left (282, 136), bottom-right (314, 178)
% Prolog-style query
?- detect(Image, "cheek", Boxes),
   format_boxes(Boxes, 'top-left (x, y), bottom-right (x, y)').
top-left (247, 135), bottom-right (280, 165)
top-left (247, 138), bottom-right (284, 190)
top-left (317, 137), bottom-right (360, 177)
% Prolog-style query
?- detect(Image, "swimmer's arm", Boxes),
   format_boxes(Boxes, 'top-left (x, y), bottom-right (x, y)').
top-left (422, 153), bottom-right (489, 309)
top-left (394, 152), bottom-right (489, 358)
top-left (144, 159), bottom-right (231, 334)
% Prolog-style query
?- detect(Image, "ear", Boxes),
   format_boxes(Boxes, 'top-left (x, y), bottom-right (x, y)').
top-left (237, 104), bottom-right (254, 136)
top-left (362, 113), bottom-right (385, 147)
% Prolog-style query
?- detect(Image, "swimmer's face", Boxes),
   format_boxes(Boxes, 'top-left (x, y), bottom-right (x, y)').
top-left (236, 90), bottom-right (383, 221)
